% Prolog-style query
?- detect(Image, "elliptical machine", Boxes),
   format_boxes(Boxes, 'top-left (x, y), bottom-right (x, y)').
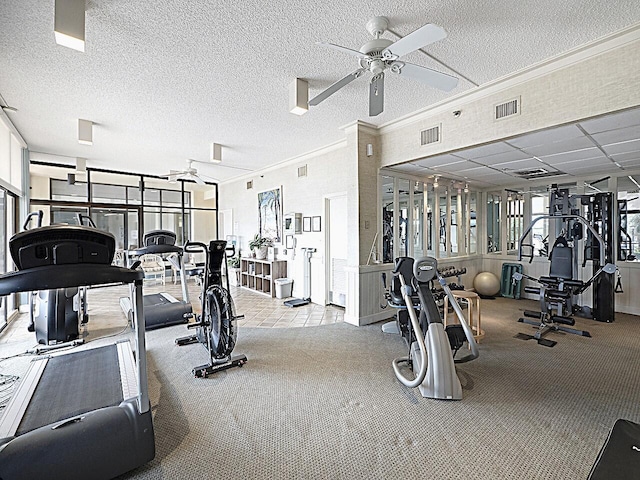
top-left (24, 211), bottom-right (90, 349)
top-left (175, 240), bottom-right (247, 378)
top-left (387, 257), bottom-right (479, 400)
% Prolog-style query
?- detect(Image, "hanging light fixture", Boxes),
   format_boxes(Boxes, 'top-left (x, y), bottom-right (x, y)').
top-left (464, 183), bottom-right (469, 193)
top-left (78, 119), bottom-right (93, 145)
top-left (54, 0), bottom-right (86, 52)
top-left (289, 78), bottom-right (308, 115)
top-left (433, 176), bottom-right (439, 188)
top-left (210, 143), bottom-right (222, 163)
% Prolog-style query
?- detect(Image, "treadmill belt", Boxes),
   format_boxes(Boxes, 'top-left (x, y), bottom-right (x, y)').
top-left (17, 344), bottom-right (123, 436)
top-left (144, 293), bottom-right (174, 306)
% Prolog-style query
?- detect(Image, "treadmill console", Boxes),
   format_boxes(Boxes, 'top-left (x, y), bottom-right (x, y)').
top-left (144, 230), bottom-right (176, 247)
top-left (10, 225), bottom-right (116, 270)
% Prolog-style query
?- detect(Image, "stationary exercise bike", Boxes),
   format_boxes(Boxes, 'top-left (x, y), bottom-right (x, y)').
top-left (175, 240), bottom-right (247, 378)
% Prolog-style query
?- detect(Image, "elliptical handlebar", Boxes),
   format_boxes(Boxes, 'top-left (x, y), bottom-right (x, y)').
top-left (225, 245), bottom-right (236, 257)
top-left (392, 273), bottom-right (429, 388)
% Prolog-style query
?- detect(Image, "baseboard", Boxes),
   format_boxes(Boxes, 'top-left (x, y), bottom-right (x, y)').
top-left (345, 311), bottom-right (393, 327)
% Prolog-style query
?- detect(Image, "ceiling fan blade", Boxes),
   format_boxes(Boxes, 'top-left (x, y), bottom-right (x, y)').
top-left (309, 69), bottom-right (366, 106)
top-left (316, 42), bottom-right (370, 59)
top-left (390, 61), bottom-right (458, 91)
top-left (382, 24), bottom-right (447, 60)
top-left (194, 176), bottom-right (206, 185)
top-left (369, 73), bottom-right (385, 117)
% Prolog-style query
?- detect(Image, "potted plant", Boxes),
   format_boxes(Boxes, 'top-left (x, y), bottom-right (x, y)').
top-left (249, 234), bottom-right (271, 260)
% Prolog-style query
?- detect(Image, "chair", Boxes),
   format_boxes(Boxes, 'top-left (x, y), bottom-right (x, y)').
top-left (444, 290), bottom-right (484, 343)
top-left (167, 253), bottom-right (199, 284)
top-left (139, 254), bottom-right (165, 285)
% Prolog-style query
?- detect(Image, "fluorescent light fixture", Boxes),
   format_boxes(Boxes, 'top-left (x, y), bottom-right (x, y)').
top-left (289, 78), bottom-right (308, 115)
top-left (54, 0), bottom-right (86, 52)
top-left (78, 119), bottom-right (93, 145)
top-left (210, 142), bottom-right (222, 163)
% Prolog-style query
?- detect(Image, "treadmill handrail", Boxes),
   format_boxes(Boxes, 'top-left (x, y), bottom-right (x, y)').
top-left (517, 214), bottom-right (605, 265)
top-left (0, 264), bottom-right (143, 295)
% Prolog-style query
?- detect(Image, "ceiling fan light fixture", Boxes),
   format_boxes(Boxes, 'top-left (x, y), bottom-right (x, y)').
top-left (210, 142), bottom-right (222, 163)
top-left (54, 0), bottom-right (86, 52)
top-left (289, 78), bottom-right (308, 115)
top-left (78, 119), bottom-right (93, 145)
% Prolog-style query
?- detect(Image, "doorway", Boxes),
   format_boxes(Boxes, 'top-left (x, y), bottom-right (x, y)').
top-left (325, 194), bottom-right (347, 307)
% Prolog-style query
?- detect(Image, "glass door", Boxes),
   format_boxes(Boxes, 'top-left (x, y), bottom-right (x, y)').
top-left (91, 207), bottom-right (140, 252)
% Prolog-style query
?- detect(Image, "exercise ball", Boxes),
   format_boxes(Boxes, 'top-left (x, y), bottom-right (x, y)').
top-left (474, 272), bottom-right (500, 296)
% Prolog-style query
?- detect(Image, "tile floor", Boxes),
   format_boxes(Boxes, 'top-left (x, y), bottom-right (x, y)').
top-left (0, 278), bottom-right (346, 350)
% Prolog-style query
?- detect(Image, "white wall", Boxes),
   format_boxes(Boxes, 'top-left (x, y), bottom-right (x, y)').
top-left (219, 142), bottom-right (349, 302)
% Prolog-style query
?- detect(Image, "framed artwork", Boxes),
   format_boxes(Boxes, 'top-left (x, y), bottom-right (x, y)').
top-left (312, 216), bottom-right (321, 232)
top-left (258, 187), bottom-right (283, 242)
top-left (303, 216), bottom-right (311, 232)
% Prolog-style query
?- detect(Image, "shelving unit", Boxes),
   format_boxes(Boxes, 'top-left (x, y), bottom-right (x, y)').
top-left (240, 258), bottom-right (287, 297)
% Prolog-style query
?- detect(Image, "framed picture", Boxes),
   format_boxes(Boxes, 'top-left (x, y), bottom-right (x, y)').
top-left (303, 216), bottom-right (311, 232)
top-left (312, 216), bottom-right (321, 232)
top-left (258, 187), bottom-right (283, 242)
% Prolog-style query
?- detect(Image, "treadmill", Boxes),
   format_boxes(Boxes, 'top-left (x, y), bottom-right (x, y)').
top-left (0, 225), bottom-right (155, 480)
top-left (120, 230), bottom-right (193, 330)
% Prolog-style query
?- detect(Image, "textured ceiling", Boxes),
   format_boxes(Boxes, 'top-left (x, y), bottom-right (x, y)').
top-left (1, 1), bottom-right (640, 183)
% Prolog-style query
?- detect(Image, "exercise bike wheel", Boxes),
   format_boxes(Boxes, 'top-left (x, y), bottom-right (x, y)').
top-left (205, 285), bottom-right (238, 359)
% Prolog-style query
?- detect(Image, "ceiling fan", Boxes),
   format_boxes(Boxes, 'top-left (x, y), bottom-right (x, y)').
top-left (163, 159), bottom-right (218, 185)
top-left (309, 16), bottom-right (459, 116)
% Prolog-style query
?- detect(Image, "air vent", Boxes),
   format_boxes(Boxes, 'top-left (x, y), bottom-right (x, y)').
top-left (495, 97), bottom-right (520, 120)
top-left (246, 180), bottom-right (253, 189)
top-left (298, 165), bottom-right (307, 177)
top-left (420, 125), bottom-right (441, 146)
top-left (512, 168), bottom-right (564, 180)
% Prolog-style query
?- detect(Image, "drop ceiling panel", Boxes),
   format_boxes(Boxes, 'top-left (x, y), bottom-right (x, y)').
top-left (412, 154), bottom-right (466, 168)
top-left (470, 149), bottom-right (531, 166)
top-left (493, 158), bottom-right (558, 171)
top-left (519, 136), bottom-right (595, 157)
top-left (603, 139), bottom-right (640, 156)
top-left (388, 164), bottom-right (427, 174)
top-left (539, 147), bottom-right (603, 165)
top-left (506, 124), bottom-right (584, 149)
top-left (559, 162), bottom-right (620, 175)
top-left (556, 156), bottom-right (616, 169)
top-left (453, 142), bottom-right (517, 160)
top-left (580, 108), bottom-right (640, 134)
top-left (611, 151), bottom-right (640, 163)
top-left (590, 125), bottom-right (640, 146)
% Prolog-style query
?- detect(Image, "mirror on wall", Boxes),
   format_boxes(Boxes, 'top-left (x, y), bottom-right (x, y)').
top-left (469, 192), bottom-right (477, 254)
top-left (506, 191), bottom-right (524, 254)
top-left (617, 175), bottom-right (640, 262)
top-left (381, 176), bottom-right (394, 263)
top-left (413, 182), bottom-right (425, 258)
top-left (398, 179), bottom-right (410, 258)
top-left (487, 192), bottom-right (501, 253)
top-left (438, 190), bottom-right (448, 257)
